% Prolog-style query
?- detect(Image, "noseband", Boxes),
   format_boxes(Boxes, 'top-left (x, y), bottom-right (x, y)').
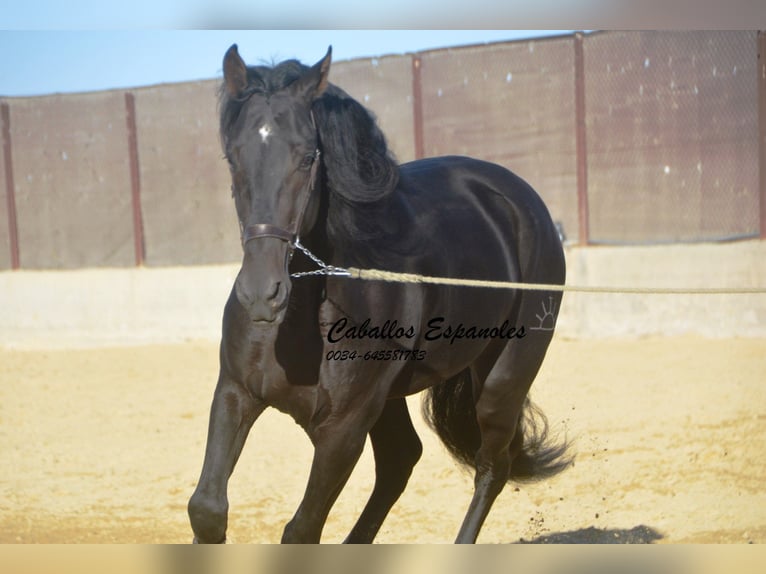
top-left (241, 223), bottom-right (296, 244)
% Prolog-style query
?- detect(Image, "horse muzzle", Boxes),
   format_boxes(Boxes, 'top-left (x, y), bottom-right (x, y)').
top-left (235, 233), bottom-right (293, 324)
top-left (234, 272), bottom-right (289, 324)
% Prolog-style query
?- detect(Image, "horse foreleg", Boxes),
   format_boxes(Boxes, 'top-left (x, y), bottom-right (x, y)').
top-left (344, 397), bottom-right (422, 543)
top-left (280, 416), bottom-right (369, 543)
top-left (188, 376), bottom-right (264, 543)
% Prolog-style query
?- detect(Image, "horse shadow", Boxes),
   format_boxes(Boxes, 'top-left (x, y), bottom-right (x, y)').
top-left (517, 524), bottom-right (664, 544)
top-left (512, 527), bottom-right (684, 574)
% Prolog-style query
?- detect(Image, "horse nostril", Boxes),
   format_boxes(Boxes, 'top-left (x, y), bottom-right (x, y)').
top-left (268, 281), bottom-right (281, 301)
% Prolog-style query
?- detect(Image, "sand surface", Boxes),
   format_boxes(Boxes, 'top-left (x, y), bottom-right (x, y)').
top-left (1, 337), bottom-right (764, 543)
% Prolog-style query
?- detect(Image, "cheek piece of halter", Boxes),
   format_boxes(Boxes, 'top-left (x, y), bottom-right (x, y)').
top-left (238, 147), bottom-right (320, 249)
top-left (238, 109), bottom-right (321, 260)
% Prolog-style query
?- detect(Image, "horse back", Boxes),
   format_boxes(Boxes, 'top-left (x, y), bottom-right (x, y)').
top-left (394, 155), bottom-right (565, 286)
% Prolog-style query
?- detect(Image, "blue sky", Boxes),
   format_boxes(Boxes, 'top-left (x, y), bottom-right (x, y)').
top-left (0, 30), bottom-right (571, 97)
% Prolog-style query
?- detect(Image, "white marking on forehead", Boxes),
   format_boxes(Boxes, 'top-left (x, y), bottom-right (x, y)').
top-left (258, 124), bottom-right (272, 143)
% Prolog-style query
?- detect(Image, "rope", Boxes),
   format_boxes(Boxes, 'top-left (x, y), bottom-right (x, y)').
top-left (345, 267), bottom-right (766, 295)
top-left (288, 241), bottom-right (766, 295)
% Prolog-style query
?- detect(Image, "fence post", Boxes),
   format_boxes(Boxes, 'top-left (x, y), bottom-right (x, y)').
top-left (411, 55), bottom-right (425, 160)
top-left (124, 92), bottom-right (145, 266)
top-left (574, 32), bottom-right (590, 246)
top-left (758, 31), bottom-right (766, 240)
top-left (1, 102), bottom-right (20, 270)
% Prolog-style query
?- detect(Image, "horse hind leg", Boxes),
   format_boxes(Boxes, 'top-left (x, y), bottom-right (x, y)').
top-left (188, 375), bottom-right (264, 543)
top-left (453, 375), bottom-right (517, 544)
top-left (454, 324), bottom-right (566, 543)
top-left (344, 397), bottom-right (423, 543)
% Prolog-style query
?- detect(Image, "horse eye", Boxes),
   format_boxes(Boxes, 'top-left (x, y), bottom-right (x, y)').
top-left (299, 153), bottom-right (315, 171)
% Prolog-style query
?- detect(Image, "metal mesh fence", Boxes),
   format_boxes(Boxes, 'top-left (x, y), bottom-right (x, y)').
top-left (418, 36), bottom-right (580, 243)
top-left (5, 92), bottom-right (135, 269)
top-left (0, 31), bottom-right (762, 270)
top-left (134, 80), bottom-right (240, 266)
top-left (584, 30), bottom-right (760, 243)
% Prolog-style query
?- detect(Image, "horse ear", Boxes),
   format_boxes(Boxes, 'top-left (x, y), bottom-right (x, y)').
top-left (223, 44), bottom-right (248, 97)
top-left (292, 46), bottom-right (332, 101)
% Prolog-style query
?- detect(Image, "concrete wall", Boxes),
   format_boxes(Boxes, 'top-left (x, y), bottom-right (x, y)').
top-left (0, 265), bottom-right (239, 348)
top-left (558, 240), bottom-right (766, 338)
top-left (0, 241), bottom-right (764, 348)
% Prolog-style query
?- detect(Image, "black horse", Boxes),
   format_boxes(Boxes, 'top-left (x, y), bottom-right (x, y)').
top-left (188, 45), bottom-right (570, 544)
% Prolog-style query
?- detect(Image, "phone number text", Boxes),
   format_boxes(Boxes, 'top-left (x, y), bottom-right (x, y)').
top-left (325, 349), bottom-right (426, 361)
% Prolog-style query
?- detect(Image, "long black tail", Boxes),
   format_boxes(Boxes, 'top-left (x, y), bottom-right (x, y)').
top-left (422, 368), bottom-right (572, 481)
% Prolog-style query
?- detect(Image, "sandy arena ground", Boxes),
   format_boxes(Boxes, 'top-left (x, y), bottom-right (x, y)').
top-left (0, 337), bottom-right (764, 544)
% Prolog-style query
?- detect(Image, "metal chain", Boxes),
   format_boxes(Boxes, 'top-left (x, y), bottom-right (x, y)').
top-left (290, 238), bottom-right (352, 278)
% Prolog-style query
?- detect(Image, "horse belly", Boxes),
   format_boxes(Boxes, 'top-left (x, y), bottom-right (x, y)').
top-left (386, 290), bottom-right (518, 397)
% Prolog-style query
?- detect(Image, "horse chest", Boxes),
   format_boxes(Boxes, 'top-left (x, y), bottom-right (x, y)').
top-left (257, 377), bottom-right (318, 429)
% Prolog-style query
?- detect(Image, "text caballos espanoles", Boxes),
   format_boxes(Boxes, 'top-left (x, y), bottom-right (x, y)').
top-left (327, 317), bottom-right (526, 345)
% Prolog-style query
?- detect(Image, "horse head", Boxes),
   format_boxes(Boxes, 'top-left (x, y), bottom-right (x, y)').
top-left (220, 44), bottom-right (331, 324)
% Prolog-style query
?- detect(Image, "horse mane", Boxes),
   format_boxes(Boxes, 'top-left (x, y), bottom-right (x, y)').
top-left (311, 85), bottom-right (400, 249)
top-left (218, 59), bottom-right (400, 254)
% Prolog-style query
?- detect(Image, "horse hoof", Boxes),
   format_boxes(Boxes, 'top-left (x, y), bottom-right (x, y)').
top-left (192, 535), bottom-right (227, 544)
